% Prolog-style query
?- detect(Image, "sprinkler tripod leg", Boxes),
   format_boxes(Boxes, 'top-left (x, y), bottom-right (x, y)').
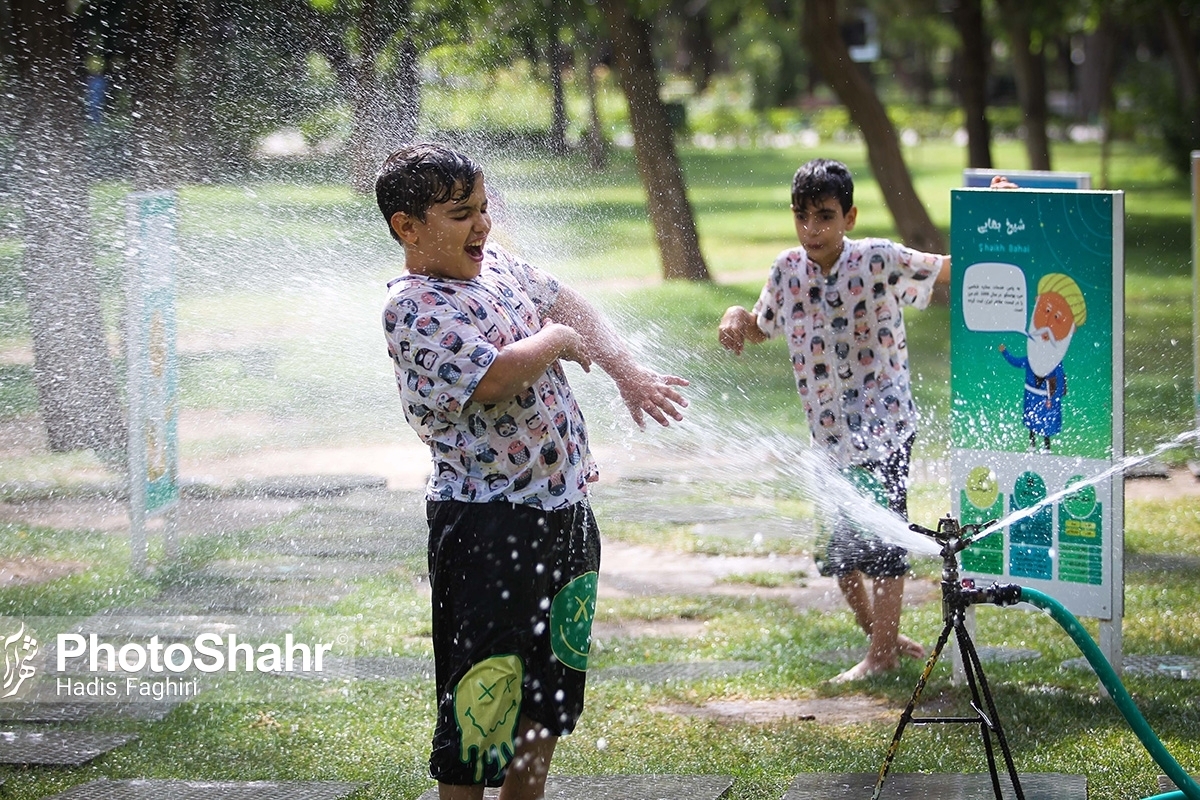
top-left (955, 617), bottom-right (1025, 800)
top-left (872, 621), bottom-right (954, 800)
top-left (873, 610), bottom-right (1026, 800)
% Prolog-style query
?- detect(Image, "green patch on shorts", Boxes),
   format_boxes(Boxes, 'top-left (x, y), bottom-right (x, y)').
top-left (454, 654), bottom-right (523, 783)
top-left (550, 571), bottom-right (598, 671)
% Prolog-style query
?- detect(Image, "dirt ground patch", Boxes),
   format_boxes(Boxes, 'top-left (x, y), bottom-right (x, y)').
top-left (0, 557), bottom-right (89, 586)
top-left (654, 694), bottom-right (901, 726)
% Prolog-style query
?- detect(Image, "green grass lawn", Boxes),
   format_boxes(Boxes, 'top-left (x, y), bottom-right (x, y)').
top-left (0, 139), bottom-right (1198, 799)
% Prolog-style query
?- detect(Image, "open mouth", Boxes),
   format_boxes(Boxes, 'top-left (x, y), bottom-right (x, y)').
top-left (465, 242), bottom-right (485, 261)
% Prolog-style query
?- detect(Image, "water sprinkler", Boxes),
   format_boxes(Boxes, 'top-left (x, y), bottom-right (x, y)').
top-left (872, 514), bottom-right (1025, 800)
top-left (872, 514), bottom-right (1200, 800)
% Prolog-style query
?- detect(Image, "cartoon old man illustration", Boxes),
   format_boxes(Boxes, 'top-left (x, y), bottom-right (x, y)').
top-left (999, 273), bottom-right (1087, 452)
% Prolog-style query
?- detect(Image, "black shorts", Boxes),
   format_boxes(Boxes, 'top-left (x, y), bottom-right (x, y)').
top-left (426, 499), bottom-right (601, 787)
top-left (817, 437), bottom-right (913, 579)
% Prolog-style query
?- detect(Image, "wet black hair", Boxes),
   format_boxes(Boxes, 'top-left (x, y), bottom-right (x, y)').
top-left (375, 143), bottom-right (483, 244)
top-left (791, 158), bottom-right (854, 215)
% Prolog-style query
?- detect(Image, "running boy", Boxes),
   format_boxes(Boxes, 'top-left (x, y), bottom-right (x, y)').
top-left (378, 143), bottom-right (688, 800)
top-left (718, 158), bottom-right (944, 683)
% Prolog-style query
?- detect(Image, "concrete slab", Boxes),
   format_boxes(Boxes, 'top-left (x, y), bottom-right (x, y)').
top-left (65, 612), bottom-right (302, 644)
top-left (0, 730), bottom-right (137, 766)
top-left (812, 646), bottom-right (1039, 666)
top-left (1159, 773), bottom-right (1200, 793)
top-left (153, 581), bottom-right (358, 614)
top-left (415, 774), bottom-right (732, 799)
top-left (688, 517), bottom-right (814, 540)
top-left (200, 558), bottom-right (396, 582)
top-left (1062, 653), bottom-right (1200, 679)
top-left (593, 661), bottom-right (763, 683)
top-left (269, 655), bottom-right (433, 681)
top-left (44, 779), bottom-right (364, 799)
top-left (0, 692), bottom-right (187, 723)
top-left (783, 772), bottom-right (1086, 799)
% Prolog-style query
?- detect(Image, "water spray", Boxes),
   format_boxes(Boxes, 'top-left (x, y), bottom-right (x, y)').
top-left (872, 514), bottom-right (1200, 800)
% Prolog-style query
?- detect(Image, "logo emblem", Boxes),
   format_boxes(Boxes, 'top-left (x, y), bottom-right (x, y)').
top-left (1, 622), bottom-right (38, 698)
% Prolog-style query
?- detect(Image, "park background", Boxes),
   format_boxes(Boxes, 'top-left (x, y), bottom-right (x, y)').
top-left (2, 2), bottom-right (1200, 799)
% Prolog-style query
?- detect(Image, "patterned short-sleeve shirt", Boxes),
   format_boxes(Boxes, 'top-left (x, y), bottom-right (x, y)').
top-left (753, 237), bottom-right (945, 466)
top-left (383, 244), bottom-right (597, 508)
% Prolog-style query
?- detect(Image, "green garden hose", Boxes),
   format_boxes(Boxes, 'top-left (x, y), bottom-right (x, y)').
top-left (1018, 587), bottom-right (1200, 800)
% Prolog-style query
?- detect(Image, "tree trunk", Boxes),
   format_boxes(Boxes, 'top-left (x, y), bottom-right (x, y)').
top-left (180, 0), bottom-right (229, 182)
top-left (126, 0), bottom-right (185, 191)
top-left (1079, 11), bottom-right (1117, 187)
top-left (584, 48), bottom-right (609, 170)
top-left (598, 0), bottom-right (710, 281)
top-left (1162, 4), bottom-right (1200, 120)
top-left (547, 0), bottom-right (569, 155)
top-left (996, 0), bottom-right (1051, 170)
top-left (951, 0), bottom-right (993, 169)
top-left (348, 0), bottom-right (389, 194)
top-left (392, 30), bottom-right (421, 147)
top-left (676, 0), bottom-right (717, 93)
top-left (7, 1), bottom-right (127, 456)
top-left (803, 0), bottom-right (946, 254)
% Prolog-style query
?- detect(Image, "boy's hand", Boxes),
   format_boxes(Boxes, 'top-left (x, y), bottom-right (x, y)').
top-left (990, 175), bottom-right (1020, 189)
top-left (543, 319), bottom-right (591, 372)
top-left (718, 306), bottom-right (764, 354)
top-left (614, 366), bottom-right (689, 429)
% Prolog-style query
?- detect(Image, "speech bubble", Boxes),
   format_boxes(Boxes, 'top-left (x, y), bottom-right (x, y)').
top-left (961, 262), bottom-right (1027, 333)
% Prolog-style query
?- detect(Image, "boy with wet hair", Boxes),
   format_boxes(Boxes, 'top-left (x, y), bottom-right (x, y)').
top-left (378, 142), bottom-right (688, 800)
top-left (718, 157), bottom-right (945, 682)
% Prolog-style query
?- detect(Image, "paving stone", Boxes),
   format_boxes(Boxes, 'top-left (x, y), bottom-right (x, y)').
top-left (185, 474), bottom-right (388, 499)
top-left (974, 646), bottom-right (1042, 664)
top-left (603, 503), bottom-right (769, 526)
top-left (1062, 653), bottom-right (1200, 679)
top-left (783, 772), bottom-right (1086, 799)
top-left (0, 730), bottom-right (137, 766)
top-left (153, 581), bottom-right (358, 614)
top-left (44, 779), bottom-right (364, 799)
top-left (810, 646), bottom-right (1040, 666)
top-left (0, 677), bottom-right (191, 722)
top-left (1158, 773), bottom-right (1200, 793)
top-left (200, 558), bottom-right (396, 582)
top-left (415, 774), bottom-right (732, 799)
top-left (269, 655), bottom-right (433, 681)
top-left (688, 517), bottom-right (813, 540)
top-left (71, 612), bottom-right (302, 641)
top-left (593, 661), bottom-right (764, 683)
top-left (0, 698), bottom-right (184, 723)
top-left (253, 527), bottom-right (423, 559)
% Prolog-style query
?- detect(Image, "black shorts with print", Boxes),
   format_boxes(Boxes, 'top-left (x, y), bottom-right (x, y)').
top-left (426, 498), bottom-right (601, 787)
top-left (821, 435), bottom-right (914, 579)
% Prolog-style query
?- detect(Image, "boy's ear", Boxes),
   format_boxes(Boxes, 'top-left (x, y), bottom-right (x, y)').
top-left (844, 205), bottom-right (858, 231)
top-left (389, 212), bottom-right (420, 245)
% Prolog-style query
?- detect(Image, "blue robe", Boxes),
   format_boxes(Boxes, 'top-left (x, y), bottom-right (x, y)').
top-left (1002, 349), bottom-right (1066, 437)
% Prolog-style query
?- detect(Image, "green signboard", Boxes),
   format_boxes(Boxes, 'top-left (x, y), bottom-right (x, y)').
top-left (950, 188), bottom-right (1124, 620)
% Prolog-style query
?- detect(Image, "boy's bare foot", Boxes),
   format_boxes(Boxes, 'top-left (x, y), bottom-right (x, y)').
top-left (828, 636), bottom-right (923, 683)
top-left (829, 656), bottom-right (899, 684)
top-left (898, 634), bottom-right (926, 660)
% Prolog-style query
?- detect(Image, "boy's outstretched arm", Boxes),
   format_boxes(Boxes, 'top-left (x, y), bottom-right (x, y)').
top-left (547, 285), bottom-right (689, 429)
top-left (718, 305), bottom-right (768, 355)
top-left (472, 321), bottom-right (592, 405)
